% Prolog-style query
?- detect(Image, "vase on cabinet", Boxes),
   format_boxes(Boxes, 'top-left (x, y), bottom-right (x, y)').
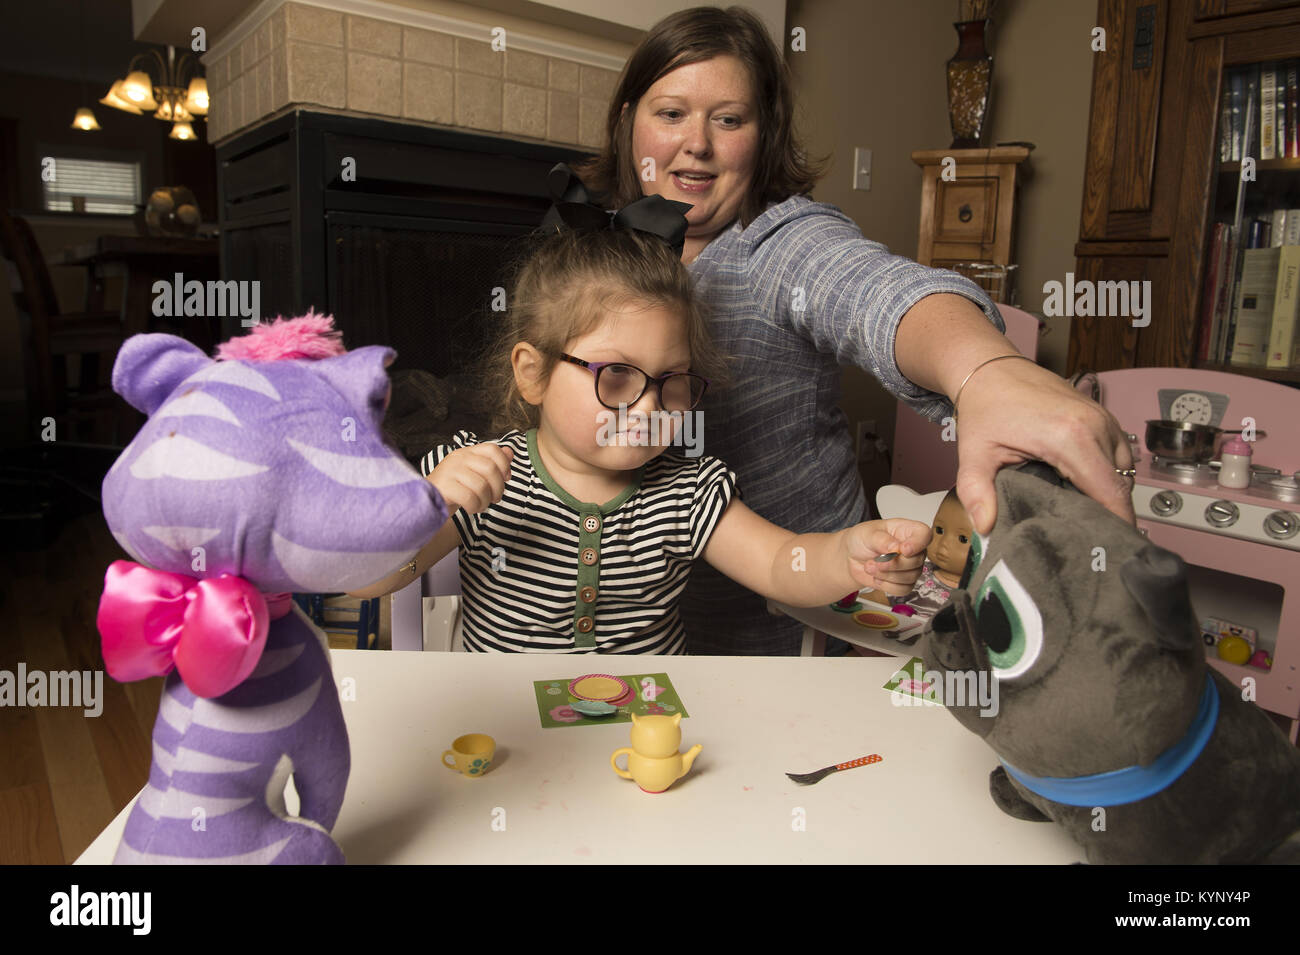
top-left (947, 19), bottom-right (993, 148)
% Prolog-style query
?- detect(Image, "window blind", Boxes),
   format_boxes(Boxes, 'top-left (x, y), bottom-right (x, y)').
top-left (42, 157), bottom-right (141, 214)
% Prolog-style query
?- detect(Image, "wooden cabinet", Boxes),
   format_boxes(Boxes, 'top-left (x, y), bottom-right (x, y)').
top-left (911, 146), bottom-right (1030, 268)
top-left (1069, 0), bottom-right (1300, 382)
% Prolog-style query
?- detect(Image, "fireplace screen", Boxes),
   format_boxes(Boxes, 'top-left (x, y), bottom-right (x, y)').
top-left (327, 216), bottom-right (532, 458)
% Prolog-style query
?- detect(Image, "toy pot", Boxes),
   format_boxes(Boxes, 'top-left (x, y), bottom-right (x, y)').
top-left (611, 745), bottom-right (702, 793)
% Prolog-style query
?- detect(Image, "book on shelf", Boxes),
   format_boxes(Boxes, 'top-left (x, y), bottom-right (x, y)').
top-left (1228, 247), bottom-right (1281, 367)
top-left (1279, 66), bottom-right (1290, 159)
top-left (1213, 226), bottom-right (1240, 363)
top-left (1287, 210), bottom-right (1300, 245)
top-left (1289, 63), bottom-right (1299, 158)
top-left (1197, 222), bottom-right (1229, 362)
top-left (1272, 210), bottom-right (1288, 247)
top-left (1266, 246), bottom-right (1300, 369)
top-left (1231, 71), bottom-right (1245, 161)
top-left (1262, 64), bottom-right (1277, 160)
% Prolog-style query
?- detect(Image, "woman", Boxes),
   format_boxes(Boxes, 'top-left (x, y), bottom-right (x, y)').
top-left (579, 5), bottom-right (1134, 655)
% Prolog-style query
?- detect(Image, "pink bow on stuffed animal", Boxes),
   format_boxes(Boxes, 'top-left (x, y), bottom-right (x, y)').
top-left (97, 561), bottom-right (291, 698)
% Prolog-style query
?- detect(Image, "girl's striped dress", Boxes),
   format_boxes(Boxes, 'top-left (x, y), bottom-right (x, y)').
top-left (422, 428), bottom-right (737, 653)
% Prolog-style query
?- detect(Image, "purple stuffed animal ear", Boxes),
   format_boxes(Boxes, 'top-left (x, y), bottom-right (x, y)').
top-left (306, 345), bottom-right (396, 429)
top-left (112, 334), bottom-right (212, 415)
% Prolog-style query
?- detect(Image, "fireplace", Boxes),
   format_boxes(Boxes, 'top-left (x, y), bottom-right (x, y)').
top-left (215, 110), bottom-right (584, 456)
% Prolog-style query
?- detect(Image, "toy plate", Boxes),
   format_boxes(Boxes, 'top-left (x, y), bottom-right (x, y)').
top-left (569, 674), bottom-right (630, 702)
top-left (854, 610), bottom-right (899, 630)
top-left (570, 700), bottom-right (618, 716)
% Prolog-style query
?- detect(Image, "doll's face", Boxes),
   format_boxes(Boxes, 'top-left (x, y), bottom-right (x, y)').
top-left (928, 495), bottom-right (974, 577)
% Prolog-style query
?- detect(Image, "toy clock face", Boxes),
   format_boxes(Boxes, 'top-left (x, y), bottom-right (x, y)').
top-left (1169, 392), bottom-right (1214, 425)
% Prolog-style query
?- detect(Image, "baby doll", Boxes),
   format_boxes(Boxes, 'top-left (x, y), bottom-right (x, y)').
top-left (98, 314), bottom-right (447, 863)
top-left (861, 488), bottom-right (972, 618)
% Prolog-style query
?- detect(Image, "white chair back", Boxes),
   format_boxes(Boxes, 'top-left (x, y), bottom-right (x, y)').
top-left (389, 549), bottom-right (462, 651)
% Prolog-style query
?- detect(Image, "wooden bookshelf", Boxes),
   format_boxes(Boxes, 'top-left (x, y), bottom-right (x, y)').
top-left (1069, 0), bottom-right (1300, 381)
top-left (1195, 361), bottom-right (1300, 383)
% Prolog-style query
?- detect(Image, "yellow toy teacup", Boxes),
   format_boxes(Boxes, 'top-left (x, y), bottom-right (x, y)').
top-left (442, 733), bottom-right (495, 777)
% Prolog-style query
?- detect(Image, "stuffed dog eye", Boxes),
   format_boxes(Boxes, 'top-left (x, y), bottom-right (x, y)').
top-left (958, 531), bottom-right (988, 590)
top-left (974, 559), bottom-right (1043, 680)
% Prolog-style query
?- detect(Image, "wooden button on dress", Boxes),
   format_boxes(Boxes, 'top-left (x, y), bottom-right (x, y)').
top-left (580, 548), bottom-right (597, 565)
top-left (582, 515), bottom-right (601, 533)
top-left (579, 586), bottom-right (597, 603)
top-left (576, 616), bottom-right (594, 633)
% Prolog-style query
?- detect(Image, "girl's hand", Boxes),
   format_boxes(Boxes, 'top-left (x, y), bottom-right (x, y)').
top-left (955, 357), bottom-right (1135, 535)
top-left (427, 443), bottom-right (514, 515)
top-left (844, 518), bottom-right (930, 593)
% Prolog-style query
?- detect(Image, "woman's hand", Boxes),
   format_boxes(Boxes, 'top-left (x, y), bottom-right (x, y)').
top-left (843, 518), bottom-right (931, 593)
top-left (428, 443), bottom-right (514, 515)
top-left (954, 357), bottom-right (1135, 535)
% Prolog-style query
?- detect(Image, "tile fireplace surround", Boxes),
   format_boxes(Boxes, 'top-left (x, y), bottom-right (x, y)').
top-left (204, 0), bottom-right (626, 149)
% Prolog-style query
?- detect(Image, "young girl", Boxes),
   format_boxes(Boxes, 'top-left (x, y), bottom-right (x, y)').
top-left (355, 226), bottom-right (931, 653)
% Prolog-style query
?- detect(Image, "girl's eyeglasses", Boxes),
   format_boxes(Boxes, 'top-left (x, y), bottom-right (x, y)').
top-left (559, 354), bottom-right (708, 412)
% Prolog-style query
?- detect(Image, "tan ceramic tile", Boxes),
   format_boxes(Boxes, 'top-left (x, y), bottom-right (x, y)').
top-left (347, 15), bottom-right (401, 57)
top-left (580, 65), bottom-right (618, 102)
top-left (286, 41), bottom-right (346, 109)
top-left (270, 7), bottom-right (286, 51)
top-left (503, 83), bottom-right (547, 139)
top-left (547, 89), bottom-right (578, 144)
top-left (403, 62), bottom-right (453, 124)
top-left (285, 2), bottom-right (343, 46)
top-left (271, 46), bottom-right (288, 111)
top-left (548, 58), bottom-right (579, 92)
top-left (256, 17), bottom-right (272, 62)
top-left (456, 38), bottom-right (502, 77)
top-left (207, 88), bottom-right (227, 140)
top-left (455, 72), bottom-right (502, 131)
top-left (240, 33), bottom-right (260, 70)
top-left (505, 50), bottom-right (547, 87)
top-left (254, 57), bottom-right (272, 121)
top-left (578, 96), bottom-right (605, 148)
top-left (348, 51), bottom-right (402, 117)
top-left (404, 27), bottom-right (454, 66)
top-left (207, 55), bottom-right (228, 93)
top-left (228, 73), bottom-right (245, 132)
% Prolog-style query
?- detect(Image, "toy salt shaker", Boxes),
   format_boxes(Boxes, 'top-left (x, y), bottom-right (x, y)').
top-left (1217, 436), bottom-right (1252, 489)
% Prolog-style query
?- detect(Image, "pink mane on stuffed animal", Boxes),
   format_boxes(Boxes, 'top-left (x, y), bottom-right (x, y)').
top-left (215, 311), bottom-right (347, 362)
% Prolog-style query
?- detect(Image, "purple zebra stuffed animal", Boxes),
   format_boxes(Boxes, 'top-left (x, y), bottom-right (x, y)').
top-left (97, 315), bottom-right (447, 863)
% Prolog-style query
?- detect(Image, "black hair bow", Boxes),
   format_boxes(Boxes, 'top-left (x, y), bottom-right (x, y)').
top-left (540, 163), bottom-right (693, 256)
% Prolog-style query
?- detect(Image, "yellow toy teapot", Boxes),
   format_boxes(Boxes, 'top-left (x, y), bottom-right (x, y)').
top-left (611, 712), bottom-right (701, 793)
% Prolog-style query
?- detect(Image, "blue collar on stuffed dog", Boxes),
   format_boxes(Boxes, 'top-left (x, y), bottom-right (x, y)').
top-left (999, 674), bottom-right (1219, 807)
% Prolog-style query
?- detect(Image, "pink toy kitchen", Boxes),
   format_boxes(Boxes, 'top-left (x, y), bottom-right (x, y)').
top-left (1092, 367), bottom-right (1300, 741)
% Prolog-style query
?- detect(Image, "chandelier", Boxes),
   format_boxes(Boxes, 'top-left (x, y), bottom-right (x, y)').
top-left (99, 46), bottom-right (208, 141)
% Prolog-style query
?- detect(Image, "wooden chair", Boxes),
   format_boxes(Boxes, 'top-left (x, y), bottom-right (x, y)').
top-left (0, 210), bottom-right (128, 443)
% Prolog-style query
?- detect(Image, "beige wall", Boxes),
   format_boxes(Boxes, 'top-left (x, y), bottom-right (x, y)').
top-left (786, 0), bottom-right (1094, 494)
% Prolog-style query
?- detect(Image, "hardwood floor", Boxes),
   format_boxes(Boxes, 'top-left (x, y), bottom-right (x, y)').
top-left (0, 510), bottom-right (158, 864)
top-left (0, 510), bottom-right (387, 864)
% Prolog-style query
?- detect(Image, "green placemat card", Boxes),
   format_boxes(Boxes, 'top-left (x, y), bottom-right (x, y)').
top-left (534, 672), bottom-right (689, 728)
top-left (882, 656), bottom-right (943, 706)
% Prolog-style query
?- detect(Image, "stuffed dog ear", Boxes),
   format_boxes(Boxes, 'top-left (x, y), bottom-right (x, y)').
top-left (1121, 545), bottom-right (1199, 650)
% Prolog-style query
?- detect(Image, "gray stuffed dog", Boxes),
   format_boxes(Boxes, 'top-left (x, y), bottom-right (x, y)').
top-left (922, 464), bottom-right (1300, 864)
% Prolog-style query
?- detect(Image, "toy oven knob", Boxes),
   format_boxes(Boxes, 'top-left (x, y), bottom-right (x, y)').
top-left (1264, 510), bottom-right (1299, 541)
top-left (1205, 500), bottom-right (1239, 528)
top-left (1150, 490), bottom-right (1182, 517)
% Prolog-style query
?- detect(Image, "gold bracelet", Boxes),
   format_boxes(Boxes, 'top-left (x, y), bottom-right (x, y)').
top-left (406, 558), bottom-right (418, 575)
top-left (951, 354), bottom-right (1035, 420)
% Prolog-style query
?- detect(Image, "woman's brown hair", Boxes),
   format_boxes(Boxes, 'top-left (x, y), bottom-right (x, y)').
top-left (484, 227), bottom-right (730, 436)
top-left (577, 5), bottom-right (824, 228)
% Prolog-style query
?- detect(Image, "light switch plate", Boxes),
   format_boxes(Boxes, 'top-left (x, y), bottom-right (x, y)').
top-left (853, 147), bottom-right (871, 191)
